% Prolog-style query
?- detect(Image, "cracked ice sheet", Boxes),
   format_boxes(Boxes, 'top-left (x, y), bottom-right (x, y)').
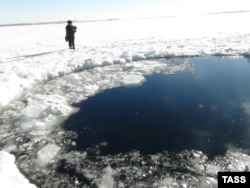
top-left (1, 12), bottom-right (250, 187)
top-left (0, 58), bottom-right (250, 187)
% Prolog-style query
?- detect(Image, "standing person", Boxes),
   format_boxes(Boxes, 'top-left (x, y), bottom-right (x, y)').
top-left (65, 20), bottom-right (77, 49)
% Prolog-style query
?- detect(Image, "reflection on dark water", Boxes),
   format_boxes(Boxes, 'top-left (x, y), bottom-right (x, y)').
top-left (63, 57), bottom-right (250, 159)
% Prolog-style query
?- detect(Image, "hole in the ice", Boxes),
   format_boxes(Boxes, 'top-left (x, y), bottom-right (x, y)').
top-left (62, 57), bottom-right (250, 159)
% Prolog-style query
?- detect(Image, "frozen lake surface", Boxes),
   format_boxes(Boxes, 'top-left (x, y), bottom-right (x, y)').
top-left (63, 57), bottom-right (250, 159)
top-left (1, 12), bottom-right (250, 187)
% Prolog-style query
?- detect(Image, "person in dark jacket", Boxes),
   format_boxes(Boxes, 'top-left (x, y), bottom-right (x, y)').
top-left (65, 20), bottom-right (77, 49)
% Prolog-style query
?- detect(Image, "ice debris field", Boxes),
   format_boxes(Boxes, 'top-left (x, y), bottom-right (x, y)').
top-left (1, 12), bottom-right (250, 187)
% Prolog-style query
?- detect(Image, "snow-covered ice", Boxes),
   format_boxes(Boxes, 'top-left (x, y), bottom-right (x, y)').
top-left (1, 13), bottom-right (250, 107)
top-left (1, 12), bottom-right (250, 187)
top-left (121, 75), bottom-right (145, 86)
top-left (36, 143), bottom-right (61, 167)
top-left (0, 151), bottom-right (36, 188)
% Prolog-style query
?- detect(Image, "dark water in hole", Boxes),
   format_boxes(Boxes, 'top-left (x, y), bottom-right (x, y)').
top-left (63, 57), bottom-right (250, 159)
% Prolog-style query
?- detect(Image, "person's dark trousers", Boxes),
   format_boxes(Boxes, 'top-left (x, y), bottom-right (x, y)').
top-left (68, 36), bottom-right (75, 49)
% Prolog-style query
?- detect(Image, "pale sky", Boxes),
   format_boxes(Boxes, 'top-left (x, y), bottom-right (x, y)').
top-left (1, 0), bottom-right (250, 24)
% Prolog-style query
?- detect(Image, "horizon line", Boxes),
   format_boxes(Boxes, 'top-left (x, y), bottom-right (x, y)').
top-left (1, 9), bottom-right (250, 27)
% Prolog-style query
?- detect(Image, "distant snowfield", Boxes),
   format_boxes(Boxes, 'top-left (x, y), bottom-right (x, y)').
top-left (1, 12), bottom-right (250, 187)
